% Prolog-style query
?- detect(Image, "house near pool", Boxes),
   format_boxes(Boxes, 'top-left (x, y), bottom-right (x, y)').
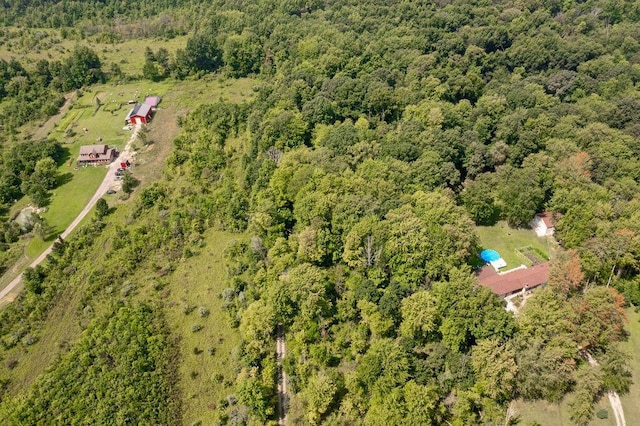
top-left (530, 212), bottom-right (559, 237)
top-left (477, 262), bottom-right (550, 298)
top-left (77, 144), bottom-right (117, 166)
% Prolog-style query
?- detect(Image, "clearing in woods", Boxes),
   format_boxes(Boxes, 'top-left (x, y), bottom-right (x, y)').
top-left (476, 221), bottom-right (552, 269)
top-left (163, 230), bottom-right (246, 426)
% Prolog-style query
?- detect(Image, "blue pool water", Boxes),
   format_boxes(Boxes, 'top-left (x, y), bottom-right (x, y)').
top-left (480, 249), bottom-right (501, 263)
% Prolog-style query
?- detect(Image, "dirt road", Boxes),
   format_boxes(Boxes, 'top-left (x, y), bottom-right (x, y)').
top-left (277, 324), bottom-right (288, 425)
top-left (0, 124), bottom-right (141, 303)
top-left (32, 92), bottom-right (76, 141)
top-left (584, 351), bottom-right (626, 426)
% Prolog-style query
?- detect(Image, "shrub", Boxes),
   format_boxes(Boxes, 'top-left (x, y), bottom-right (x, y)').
top-left (191, 324), bottom-right (203, 332)
top-left (596, 409), bottom-right (608, 419)
top-left (226, 394), bottom-right (238, 406)
top-left (22, 334), bottom-right (38, 346)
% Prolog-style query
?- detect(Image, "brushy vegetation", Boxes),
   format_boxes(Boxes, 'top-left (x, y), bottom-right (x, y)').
top-left (0, 303), bottom-right (181, 424)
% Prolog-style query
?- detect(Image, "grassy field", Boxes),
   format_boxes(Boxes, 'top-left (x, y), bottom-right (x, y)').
top-left (0, 28), bottom-right (189, 77)
top-left (163, 229), bottom-right (246, 425)
top-left (513, 398), bottom-right (616, 426)
top-left (476, 221), bottom-right (553, 269)
top-left (619, 308), bottom-right (640, 422)
top-left (24, 77), bottom-right (255, 141)
top-left (25, 165), bottom-right (106, 257)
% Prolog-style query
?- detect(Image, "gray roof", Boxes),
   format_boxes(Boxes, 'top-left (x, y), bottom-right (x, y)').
top-left (125, 103), bottom-right (152, 119)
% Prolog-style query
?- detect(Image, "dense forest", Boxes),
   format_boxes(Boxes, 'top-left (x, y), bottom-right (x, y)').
top-left (0, 0), bottom-right (640, 425)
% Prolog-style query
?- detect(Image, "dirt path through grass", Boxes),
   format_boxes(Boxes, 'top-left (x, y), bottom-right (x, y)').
top-left (31, 92), bottom-right (76, 141)
top-left (0, 124), bottom-right (141, 304)
top-left (584, 351), bottom-right (627, 426)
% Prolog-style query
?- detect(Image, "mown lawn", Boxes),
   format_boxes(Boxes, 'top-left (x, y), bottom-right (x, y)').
top-left (619, 308), bottom-right (640, 422)
top-left (163, 229), bottom-right (246, 426)
top-left (476, 221), bottom-right (553, 269)
top-left (24, 157), bottom-right (106, 257)
top-left (513, 398), bottom-right (616, 426)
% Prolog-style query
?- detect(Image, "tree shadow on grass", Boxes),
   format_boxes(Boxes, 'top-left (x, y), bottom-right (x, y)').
top-left (56, 172), bottom-right (73, 187)
top-left (56, 146), bottom-right (72, 167)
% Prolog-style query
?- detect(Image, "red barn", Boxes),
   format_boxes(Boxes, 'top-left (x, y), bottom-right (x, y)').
top-left (125, 103), bottom-right (152, 125)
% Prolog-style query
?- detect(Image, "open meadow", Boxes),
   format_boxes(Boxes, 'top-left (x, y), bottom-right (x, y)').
top-left (163, 229), bottom-right (246, 426)
top-left (619, 308), bottom-right (640, 422)
top-left (0, 27), bottom-right (189, 77)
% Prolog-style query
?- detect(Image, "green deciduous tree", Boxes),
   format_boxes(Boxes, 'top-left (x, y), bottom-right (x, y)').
top-left (302, 371), bottom-right (337, 424)
top-left (399, 290), bottom-right (438, 341)
top-left (471, 338), bottom-right (517, 402)
top-left (568, 365), bottom-right (603, 426)
top-left (95, 198), bottom-right (108, 219)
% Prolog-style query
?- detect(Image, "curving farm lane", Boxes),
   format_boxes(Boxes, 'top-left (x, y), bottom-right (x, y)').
top-left (0, 124), bottom-right (141, 303)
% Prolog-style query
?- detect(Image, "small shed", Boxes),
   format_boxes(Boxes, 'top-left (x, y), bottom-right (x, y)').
top-left (125, 103), bottom-right (153, 125)
top-left (144, 96), bottom-right (161, 110)
top-left (530, 212), bottom-right (558, 237)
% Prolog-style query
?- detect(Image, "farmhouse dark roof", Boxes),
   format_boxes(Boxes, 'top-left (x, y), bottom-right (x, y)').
top-left (477, 262), bottom-right (550, 297)
top-left (77, 144), bottom-right (116, 163)
top-left (79, 144), bottom-right (109, 156)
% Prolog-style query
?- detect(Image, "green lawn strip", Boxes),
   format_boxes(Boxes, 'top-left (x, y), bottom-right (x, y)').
top-left (56, 109), bottom-right (81, 133)
top-left (513, 396), bottom-right (616, 425)
top-left (164, 229), bottom-right (246, 425)
top-left (475, 221), bottom-right (552, 269)
top-left (619, 308), bottom-right (640, 422)
top-left (24, 164), bottom-right (106, 257)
